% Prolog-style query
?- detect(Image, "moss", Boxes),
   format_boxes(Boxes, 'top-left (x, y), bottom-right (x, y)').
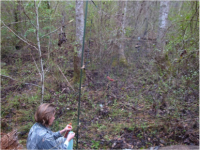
top-left (111, 59), bottom-right (118, 67)
top-left (119, 58), bottom-right (128, 67)
top-left (73, 55), bottom-right (81, 83)
top-left (111, 57), bottom-right (128, 67)
top-left (1, 69), bottom-right (9, 76)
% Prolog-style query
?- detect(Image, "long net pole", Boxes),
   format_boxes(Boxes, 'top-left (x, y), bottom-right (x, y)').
top-left (76, 1), bottom-right (88, 149)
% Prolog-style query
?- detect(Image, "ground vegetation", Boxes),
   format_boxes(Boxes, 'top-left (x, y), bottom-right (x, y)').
top-left (1, 1), bottom-right (199, 149)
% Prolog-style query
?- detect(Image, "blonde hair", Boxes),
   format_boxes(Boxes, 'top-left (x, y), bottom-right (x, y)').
top-left (35, 103), bottom-right (56, 126)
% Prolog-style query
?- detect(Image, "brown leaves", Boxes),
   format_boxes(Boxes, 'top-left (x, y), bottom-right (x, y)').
top-left (1, 130), bottom-right (24, 149)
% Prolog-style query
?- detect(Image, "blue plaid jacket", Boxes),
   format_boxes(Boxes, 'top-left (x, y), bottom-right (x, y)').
top-left (27, 123), bottom-right (68, 149)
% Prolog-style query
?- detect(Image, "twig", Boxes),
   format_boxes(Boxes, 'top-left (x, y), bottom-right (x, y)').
top-left (1, 75), bottom-right (41, 88)
top-left (37, 0), bottom-right (41, 8)
top-left (1, 20), bottom-right (28, 28)
top-left (22, 3), bottom-right (36, 28)
top-left (41, 26), bottom-right (62, 38)
top-left (57, 65), bottom-right (75, 92)
top-left (30, 53), bottom-right (42, 81)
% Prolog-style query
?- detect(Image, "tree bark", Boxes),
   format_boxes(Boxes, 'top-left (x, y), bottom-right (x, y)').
top-left (117, 0), bottom-right (127, 66)
top-left (74, 1), bottom-right (84, 83)
top-left (157, 1), bottom-right (170, 50)
top-left (35, 0), bottom-right (45, 103)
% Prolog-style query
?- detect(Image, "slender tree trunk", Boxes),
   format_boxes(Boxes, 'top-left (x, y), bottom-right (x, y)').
top-left (117, 0), bottom-right (127, 66)
top-left (157, 1), bottom-right (170, 50)
top-left (35, 0), bottom-right (44, 103)
top-left (46, 1), bottom-right (50, 9)
top-left (74, 1), bottom-right (84, 83)
top-left (46, 1), bottom-right (51, 59)
top-left (14, 2), bottom-right (19, 33)
top-left (13, 1), bottom-right (22, 44)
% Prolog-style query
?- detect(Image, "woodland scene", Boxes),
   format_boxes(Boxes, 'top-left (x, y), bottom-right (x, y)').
top-left (1, 1), bottom-right (199, 149)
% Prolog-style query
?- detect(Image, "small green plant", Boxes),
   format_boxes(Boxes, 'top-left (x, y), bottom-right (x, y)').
top-left (19, 122), bottom-right (33, 134)
top-left (137, 133), bottom-right (143, 139)
top-left (16, 58), bottom-right (22, 69)
top-left (17, 109), bottom-right (33, 122)
top-left (9, 95), bottom-right (21, 109)
top-left (98, 125), bottom-right (106, 131)
top-left (91, 140), bottom-right (100, 149)
top-left (113, 123), bottom-right (124, 133)
top-left (1, 68), bottom-right (9, 76)
top-left (44, 92), bottom-right (51, 101)
top-left (113, 99), bottom-right (118, 108)
top-left (28, 94), bottom-right (40, 104)
top-left (104, 135), bottom-right (110, 141)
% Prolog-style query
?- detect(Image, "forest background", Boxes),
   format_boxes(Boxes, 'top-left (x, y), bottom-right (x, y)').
top-left (1, 1), bottom-right (199, 149)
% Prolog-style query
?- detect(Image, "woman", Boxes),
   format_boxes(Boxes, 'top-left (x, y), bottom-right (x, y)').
top-left (27, 103), bottom-right (75, 149)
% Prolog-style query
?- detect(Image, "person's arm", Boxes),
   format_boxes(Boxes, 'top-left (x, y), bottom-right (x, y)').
top-left (37, 136), bottom-right (59, 149)
top-left (50, 124), bottom-right (72, 140)
top-left (38, 131), bottom-right (75, 149)
top-left (64, 132), bottom-right (75, 147)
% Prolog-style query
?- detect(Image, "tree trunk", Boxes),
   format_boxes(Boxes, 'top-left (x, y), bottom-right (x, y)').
top-left (74, 1), bottom-right (84, 83)
top-left (157, 1), bottom-right (170, 50)
top-left (35, 0), bottom-right (44, 103)
top-left (14, 1), bottom-right (20, 34)
top-left (116, 0), bottom-right (128, 66)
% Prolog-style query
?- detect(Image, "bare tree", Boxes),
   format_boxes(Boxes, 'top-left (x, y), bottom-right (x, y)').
top-left (35, 0), bottom-right (45, 103)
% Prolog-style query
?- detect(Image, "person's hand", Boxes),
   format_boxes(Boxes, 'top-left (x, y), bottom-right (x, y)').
top-left (60, 124), bottom-right (73, 135)
top-left (64, 124), bottom-right (72, 132)
top-left (66, 132), bottom-right (75, 142)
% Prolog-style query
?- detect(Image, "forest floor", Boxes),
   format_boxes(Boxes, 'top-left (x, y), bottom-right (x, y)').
top-left (1, 39), bottom-right (199, 149)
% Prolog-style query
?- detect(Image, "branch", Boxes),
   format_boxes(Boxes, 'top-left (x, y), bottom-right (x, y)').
top-left (30, 52), bottom-right (42, 81)
top-left (41, 26), bottom-right (62, 38)
top-left (1, 75), bottom-right (41, 88)
top-left (57, 65), bottom-right (75, 92)
top-left (1, 20), bottom-right (28, 28)
top-left (38, 0), bottom-right (42, 8)
top-left (41, 19), bottom-right (74, 38)
top-left (53, 1), bottom-right (59, 16)
top-left (1, 21), bottom-right (38, 51)
top-left (22, 3), bottom-right (36, 28)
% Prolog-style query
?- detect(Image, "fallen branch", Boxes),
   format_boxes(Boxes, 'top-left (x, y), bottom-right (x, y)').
top-left (57, 65), bottom-right (75, 92)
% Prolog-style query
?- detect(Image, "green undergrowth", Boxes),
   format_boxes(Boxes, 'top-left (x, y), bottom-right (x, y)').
top-left (1, 39), bottom-right (199, 149)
